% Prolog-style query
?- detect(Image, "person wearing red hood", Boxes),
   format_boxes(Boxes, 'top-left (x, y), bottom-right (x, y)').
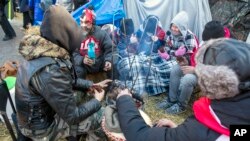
top-left (116, 38), bottom-right (250, 141)
top-left (15, 5), bottom-right (110, 141)
top-left (73, 7), bottom-right (114, 79)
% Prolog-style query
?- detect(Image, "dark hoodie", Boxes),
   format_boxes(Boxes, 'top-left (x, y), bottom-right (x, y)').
top-left (40, 5), bottom-right (82, 54)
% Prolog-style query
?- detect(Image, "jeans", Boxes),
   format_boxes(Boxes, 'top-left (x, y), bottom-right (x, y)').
top-left (168, 64), bottom-right (197, 108)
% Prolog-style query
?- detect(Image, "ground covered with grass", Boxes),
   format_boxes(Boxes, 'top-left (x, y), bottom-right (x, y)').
top-left (144, 94), bottom-right (193, 124)
top-left (0, 92), bottom-right (198, 141)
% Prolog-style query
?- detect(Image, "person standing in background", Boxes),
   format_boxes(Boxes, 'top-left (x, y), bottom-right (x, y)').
top-left (56, 0), bottom-right (74, 13)
top-left (18, 0), bottom-right (32, 29)
top-left (0, 0), bottom-right (16, 41)
top-left (73, 0), bottom-right (88, 10)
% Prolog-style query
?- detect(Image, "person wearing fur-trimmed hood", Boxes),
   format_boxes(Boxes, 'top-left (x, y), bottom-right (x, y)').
top-left (116, 38), bottom-right (250, 141)
top-left (15, 5), bottom-right (110, 141)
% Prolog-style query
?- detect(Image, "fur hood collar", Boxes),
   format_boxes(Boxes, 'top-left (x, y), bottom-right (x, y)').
top-left (195, 38), bottom-right (250, 99)
top-left (19, 35), bottom-right (70, 60)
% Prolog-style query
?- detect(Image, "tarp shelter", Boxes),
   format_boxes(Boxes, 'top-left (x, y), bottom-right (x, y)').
top-left (36, 0), bottom-right (212, 41)
top-left (123, 0), bottom-right (212, 41)
top-left (71, 0), bottom-right (125, 26)
top-left (73, 0), bottom-right (212, 41)
top-left (29, 0), bottom-right (44, 25)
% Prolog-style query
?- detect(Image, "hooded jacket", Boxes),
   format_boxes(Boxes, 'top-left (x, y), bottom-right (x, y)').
top-left (18, 0), bottom-right (30, 12)
top-left (15, 5), bottom-right (101, 131)
top-left (74, 25), bottom-right (113, 74)
top-left (117, 38), bottom-right (250, 141)
top-left (166, 11), bottom-right (198, 56)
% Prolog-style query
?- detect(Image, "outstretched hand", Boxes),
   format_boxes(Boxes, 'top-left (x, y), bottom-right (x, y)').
top-left (155, 119), bottom-right (177, 128)
top-left (93, 79), bottom-right (112, 88)
top-left (88, 79), bottom-right (112, 94)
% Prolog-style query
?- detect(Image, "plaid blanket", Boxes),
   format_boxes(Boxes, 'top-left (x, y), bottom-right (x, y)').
top-left (117, 53), bottom-right (177, 96)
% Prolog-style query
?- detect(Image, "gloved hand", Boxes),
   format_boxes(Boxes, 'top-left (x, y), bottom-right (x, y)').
top-left (175, 46), bottom-right (186, 57)
top-left (158, 50), bottom-right (170, 60)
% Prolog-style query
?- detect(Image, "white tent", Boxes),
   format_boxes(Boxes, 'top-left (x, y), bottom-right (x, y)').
top-left (123, 0), bottom-right (212, 41)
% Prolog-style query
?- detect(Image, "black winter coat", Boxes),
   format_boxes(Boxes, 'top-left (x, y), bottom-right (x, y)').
top-left (117, 92), bottom-right (250, 141)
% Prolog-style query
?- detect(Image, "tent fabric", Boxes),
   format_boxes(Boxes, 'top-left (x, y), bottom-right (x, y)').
top-left (29, 0), bottom-right (45, 25)
top-left (123, 0), bottom-right (212, 41)
top-left (71, 0), bottom-right (125, 26)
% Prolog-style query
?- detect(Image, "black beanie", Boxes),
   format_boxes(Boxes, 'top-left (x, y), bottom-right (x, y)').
top-left (202, 21), bottom-right (225, 41)
top-left (120, 18), bottom-right (134, 36)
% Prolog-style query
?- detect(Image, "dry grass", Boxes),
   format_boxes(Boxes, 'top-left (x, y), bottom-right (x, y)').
top-left (0, 92), bottom-right (200, 141)
top-left (24, 26), bottom-right (41, 35)
top-left (143, 94), bottom-right (193, 125)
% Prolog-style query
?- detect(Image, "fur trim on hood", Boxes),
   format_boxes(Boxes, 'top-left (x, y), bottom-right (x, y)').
top-left (195, 64), bottom-right (239, 99)
top-left (195, 38), bottom-right (250, 99)
top-left (19, 35), bottom-right (70, 60)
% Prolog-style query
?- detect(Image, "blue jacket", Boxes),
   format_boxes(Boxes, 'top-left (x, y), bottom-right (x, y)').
top-left (18, 0), bottom-right (29, 12)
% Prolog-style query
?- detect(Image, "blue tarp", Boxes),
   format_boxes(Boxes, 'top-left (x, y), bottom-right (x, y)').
top-left (30, 0), bottom-right (57, 25)
top-left (71, 0), bottom-right (125, 27)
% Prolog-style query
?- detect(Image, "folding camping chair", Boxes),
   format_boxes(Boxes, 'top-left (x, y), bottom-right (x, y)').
top-left (0, 79), bottom-right (17, 141)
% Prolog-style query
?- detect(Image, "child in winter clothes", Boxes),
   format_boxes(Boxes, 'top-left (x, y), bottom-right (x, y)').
top-left (117, 38), bottom-right (250, 141)
top-left (157, 20), bottom-right (228, 114)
